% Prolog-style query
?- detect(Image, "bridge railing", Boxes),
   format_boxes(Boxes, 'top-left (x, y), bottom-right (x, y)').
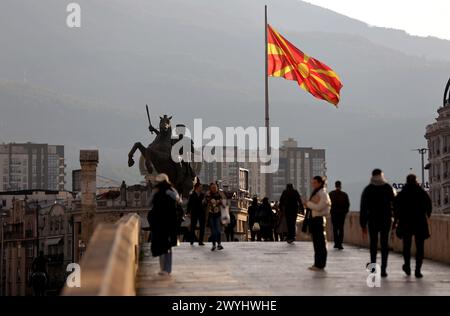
top-left (63, 213), bottom-right (141, 296)
top-left (327, 212), bottom-right (450, 264)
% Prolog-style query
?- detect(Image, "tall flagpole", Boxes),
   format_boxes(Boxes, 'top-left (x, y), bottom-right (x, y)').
top-left (264, 5), bottom-right (272, 199)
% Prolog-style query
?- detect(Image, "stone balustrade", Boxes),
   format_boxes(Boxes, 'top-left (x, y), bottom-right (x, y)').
top-left (321, 212), bottom-right (450, 264)
top-left (63, 213), bottom-right (141, 296)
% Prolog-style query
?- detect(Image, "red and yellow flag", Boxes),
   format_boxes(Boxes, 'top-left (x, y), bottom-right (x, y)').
top-left (267, 24), bottom-right (343, 106)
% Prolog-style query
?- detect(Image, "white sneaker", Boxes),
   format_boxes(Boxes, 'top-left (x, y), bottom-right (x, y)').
top-left (158, 271), bottom-right (170, 276)
top-left (308, 266), bottom-right (325, 272)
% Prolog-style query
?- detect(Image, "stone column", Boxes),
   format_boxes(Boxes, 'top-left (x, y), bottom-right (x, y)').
top-left (79, 150), bottom-right (98, 252)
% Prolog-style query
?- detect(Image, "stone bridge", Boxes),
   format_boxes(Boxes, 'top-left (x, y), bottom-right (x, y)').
top-left (63, 213), bottom-right (450, 296)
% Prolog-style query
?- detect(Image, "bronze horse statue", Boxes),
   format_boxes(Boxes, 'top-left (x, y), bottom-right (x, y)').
top-left (128, 110), bottom-right (197, 197)
top-left (445, 77), bottom-right (450, 107)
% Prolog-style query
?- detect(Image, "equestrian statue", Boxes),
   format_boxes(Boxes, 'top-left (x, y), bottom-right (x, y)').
top-left (128, 105), bottom-right (200, 198)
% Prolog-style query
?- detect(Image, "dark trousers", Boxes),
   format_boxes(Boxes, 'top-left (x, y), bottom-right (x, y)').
top-left (209, 216), bottom-right (222, 245)
top-left (286, 211), bottom-right (298, 241)
top-left (190, 213), bottom-right (205, 243)
top-left (310, 217), bottom-right (327, 269)
top-left (261, 226), bottom-right (274, 241)
top-left (331, 212), bottom-right (347, 247)
top-left (250, 229), bottom-right (261, 241)
top-left (368, 225), bottom-right (390, 270)
top-left (403, 234), bottom-right (425, 271)
top-left (225, 228), bottom-right (234, 241)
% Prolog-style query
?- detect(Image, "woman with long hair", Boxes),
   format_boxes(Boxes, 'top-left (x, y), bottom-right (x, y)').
top-left (204, 183), bottom-right (226, 251)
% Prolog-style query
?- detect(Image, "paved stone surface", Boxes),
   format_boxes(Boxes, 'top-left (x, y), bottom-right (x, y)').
top-left (136, 242), bottom-right (450, 296)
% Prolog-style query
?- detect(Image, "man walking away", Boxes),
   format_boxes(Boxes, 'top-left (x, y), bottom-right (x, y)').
top-left (279, 184), bottom-right (304, 244)
top-left (394, 174), bottom-right (432, 278)
top-left (360, 169), bottom-right (396, 278)
top-left (187, 182), bottom-right (206, 246)
top-left (329, 181), bottom-right (350, 250)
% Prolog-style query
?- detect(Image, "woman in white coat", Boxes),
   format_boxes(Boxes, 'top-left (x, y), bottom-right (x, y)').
top-left (305, 176), bottom-right (331, 271)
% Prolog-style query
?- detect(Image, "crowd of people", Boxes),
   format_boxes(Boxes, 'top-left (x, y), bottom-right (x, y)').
top-left (147, 169), bottom-right (432, 279)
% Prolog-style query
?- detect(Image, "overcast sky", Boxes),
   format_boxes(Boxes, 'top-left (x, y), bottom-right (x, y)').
top-left (305, 0), bottom-right (450, 40)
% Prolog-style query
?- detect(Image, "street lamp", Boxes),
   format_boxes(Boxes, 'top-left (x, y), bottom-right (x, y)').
top-left (413, 148), bottom-right (429, 188)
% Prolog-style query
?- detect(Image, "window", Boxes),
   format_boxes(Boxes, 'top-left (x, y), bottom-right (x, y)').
top-left (26, 244), bottom-right (34, 258)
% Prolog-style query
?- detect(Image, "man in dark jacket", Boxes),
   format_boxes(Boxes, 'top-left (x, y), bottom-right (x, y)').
top-left (394, 174), bottom-right (432, 278)
top-left (187, 182), bottom-right (206, 246)
top-left (329, 181), bottom-right (350, 250)
top-left (360, 169), bottom-right (396, 278)
top-left (279, 184), bottom-right (304, 244)
top-left (148, 174), bottom-right (180, 276)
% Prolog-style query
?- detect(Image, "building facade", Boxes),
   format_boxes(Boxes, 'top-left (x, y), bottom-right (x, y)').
top-left (1, 194), bottom-right (74, 296)
top-left (273, 139), bottom-right (326, 201)
top-left (425, 83), bottom-right (450, 214)
top-left (0, 143), bottom-right (65, 191)
top-left (198, 139), bottom-right (326, 201)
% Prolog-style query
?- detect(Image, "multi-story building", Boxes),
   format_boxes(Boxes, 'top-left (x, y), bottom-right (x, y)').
top-left (272, 139), bottom-right (326, 201)
top-left (0, 193), bottom-right (74, 296)
top-left (198, 139), bottom-right (326, 201)
top-left (425, 80), bottom-right (450, 214)
top-left (0, 143), bottom-right (66, 191)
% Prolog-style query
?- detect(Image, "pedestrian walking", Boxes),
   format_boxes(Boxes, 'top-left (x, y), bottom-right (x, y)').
top-left (360, 169), bottom-right (396, 278)
top-left (248, 197), bottom-right (261, 241)
top-left (258, 197), bottom-right (275, 241)
top-left (274, 202), bottom-right (288, 241)
top-left (148, 173), bottom-right (181, 277)
top-left (204, 183), bottom-right (226, 251)
top-left (279, 184), bottom-right (304, 244)
top-left (305, 176), bottom-right (331, 271)
top-left (329, 181), bottom-right (350, 250)
top-left (394, 174), bottom-right (432, 278)
top-left (187, 182), bottom-right (206, 246)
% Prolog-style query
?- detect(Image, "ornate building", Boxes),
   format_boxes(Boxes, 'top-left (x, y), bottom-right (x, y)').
top-left (425, 78), bottom-right (450, 214)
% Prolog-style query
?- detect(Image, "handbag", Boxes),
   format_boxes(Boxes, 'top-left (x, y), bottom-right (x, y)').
top-left (181, 215), bottom-right (191, 228)
top-left (252, 222), bottom-right (261, 232)
top-left (221, 206), bottom-right (231, 225)
top-left (301, 209), bottom-right (312, 234)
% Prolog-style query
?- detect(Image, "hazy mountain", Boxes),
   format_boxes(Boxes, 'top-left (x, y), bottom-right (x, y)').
top-left (1, 0), bottom-right (449, 206)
